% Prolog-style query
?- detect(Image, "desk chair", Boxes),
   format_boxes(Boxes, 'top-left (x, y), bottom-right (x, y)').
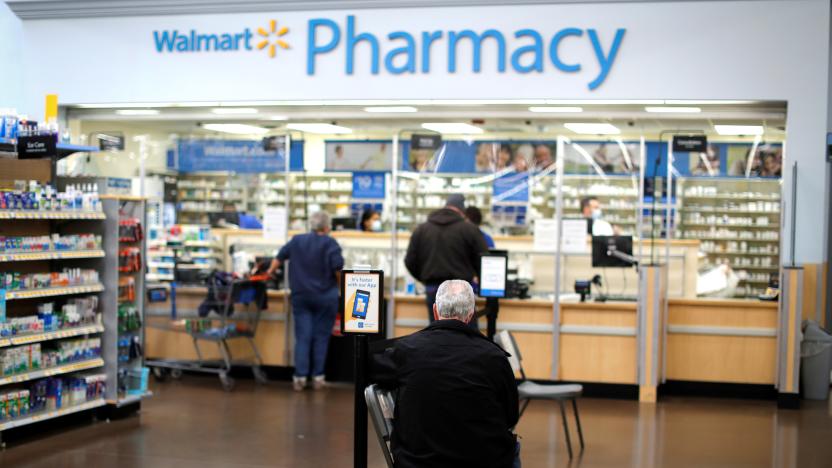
top-left (495, 330), bottom-right (585, 459)
top-left (365, 384), bottom-right (395, 468)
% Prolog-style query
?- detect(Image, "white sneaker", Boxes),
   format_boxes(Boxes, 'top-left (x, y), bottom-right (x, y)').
top-left (313, 375), bottom-right (326, 390)
top-left (293, 376), bottom-right (307, 391)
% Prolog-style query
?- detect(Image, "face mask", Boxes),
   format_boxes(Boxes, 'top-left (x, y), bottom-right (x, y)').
top-left (591, 208), bottom-right (603, 220)
top-left (371, 219), bottom-right (383, 232)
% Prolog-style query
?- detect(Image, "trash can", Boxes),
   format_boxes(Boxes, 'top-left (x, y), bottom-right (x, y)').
top-left (800, 321), bottom-right (832, 400)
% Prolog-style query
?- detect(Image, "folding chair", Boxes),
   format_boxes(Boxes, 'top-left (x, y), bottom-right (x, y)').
top-left (495, 330), bottom-right (585, 459)
top-left (365, 384), bottom-right (395, 468)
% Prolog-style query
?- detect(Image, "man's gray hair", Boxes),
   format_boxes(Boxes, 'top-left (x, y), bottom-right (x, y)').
top-left (435, 280), bottom-right (476, 322)
top-left (309, 211), bottom-right (331, 232)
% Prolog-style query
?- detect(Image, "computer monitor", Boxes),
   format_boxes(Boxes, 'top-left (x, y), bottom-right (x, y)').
top-left (208, 212), bottom-right (240, 228)
top-left (332, 216), bottom-right (357, 231)
top-left (592, 236), bottom-right (635, 268)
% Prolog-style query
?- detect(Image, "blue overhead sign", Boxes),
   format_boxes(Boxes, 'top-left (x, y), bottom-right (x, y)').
top-left (176, 139), bottom-right (285, 173)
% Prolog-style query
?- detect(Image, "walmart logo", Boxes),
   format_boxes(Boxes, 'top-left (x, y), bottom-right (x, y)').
top-left (153, 19), bottom-right (290, 57)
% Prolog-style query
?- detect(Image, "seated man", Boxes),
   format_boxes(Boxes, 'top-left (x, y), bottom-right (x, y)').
top-left (373, 280), bottom-right (520, 468)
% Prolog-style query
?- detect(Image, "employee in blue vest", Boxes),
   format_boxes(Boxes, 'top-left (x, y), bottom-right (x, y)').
top-left (267, 211), bottom-right (344, 391)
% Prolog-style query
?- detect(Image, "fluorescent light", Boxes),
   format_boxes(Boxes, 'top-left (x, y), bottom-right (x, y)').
top-left (664, 100), bottom-right (757, 105)
top-left (266, 115), bottom-right (289, 121)
top-left (421, 123), bottom-right (483, 134)
top-left (546, 99), bottom-right (664, 105)
top-left (645, 106), bottom-right (701, 113)
top-left (202, 123), bottom-right (269, 135)
top-left (286, 123), bottom-right (352, 134)
top-left (528, 106), bottom-right (583, 113)
top-left (563, 123), bottom-right (620, 135)
top-left (115, 109), bottom-right (160, 116)
top-left (714, 125), bottom-right (764, 136)
top-left (211, 108), bottom-right (258, 115)
top-left (364, 106), bottom-right (418, 113)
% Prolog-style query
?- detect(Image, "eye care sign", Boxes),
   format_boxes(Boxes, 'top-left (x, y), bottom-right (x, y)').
top-left (341, 270), bottom-right (384, 334)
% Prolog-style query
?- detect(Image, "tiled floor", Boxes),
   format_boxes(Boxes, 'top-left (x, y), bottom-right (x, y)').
top-left (1, 376), bottom-right (830, 467)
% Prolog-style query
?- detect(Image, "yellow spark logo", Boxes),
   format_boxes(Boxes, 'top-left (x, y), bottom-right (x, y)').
top-left (256, 20), bottom-right (290, 58)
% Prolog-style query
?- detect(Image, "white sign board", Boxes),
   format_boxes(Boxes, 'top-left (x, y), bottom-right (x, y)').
top-left (534, 218), bottom-right (589, 254)
top-left (262, 206), bottom-right (287, 241)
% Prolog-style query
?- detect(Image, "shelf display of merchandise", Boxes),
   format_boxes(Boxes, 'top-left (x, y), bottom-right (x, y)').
top-left (146, 225), bottom-right (220, 285)
top-left (0, 155), bottom-right (150, 441)
top-left (678, 178), bottom-right (781, 298)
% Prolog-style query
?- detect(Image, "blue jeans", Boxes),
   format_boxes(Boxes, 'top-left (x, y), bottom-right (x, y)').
top-left (292, 290), bottom-right (338, 378)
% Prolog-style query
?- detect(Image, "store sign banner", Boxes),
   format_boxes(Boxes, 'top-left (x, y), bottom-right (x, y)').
top-left (352, 172), bottom-right (386, 199)
top-left (672, 135), bottom-right (707, 153)
top-left (176, 139), bottom-right (285, 173)
top-left (410, 134), bottom-right (442, 151)
top-left (17, 135), bottom-right (57, 159)
top-left (151, 15), bottom-right (626, 90)
top-left (262, 206), bottom-right (288, 242)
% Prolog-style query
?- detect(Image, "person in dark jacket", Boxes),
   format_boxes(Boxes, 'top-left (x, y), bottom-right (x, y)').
top-left (373, 280), bottom-right (520, 468)
top-left (267, 211), bottom-right (344, 391)
top-left (404, 194), bottom-right (489, 322)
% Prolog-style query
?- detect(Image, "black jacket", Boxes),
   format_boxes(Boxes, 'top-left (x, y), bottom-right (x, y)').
top-left (372, 320), bottom-right (519, 468)
top-left (404, 208), bottom-right (489, 284)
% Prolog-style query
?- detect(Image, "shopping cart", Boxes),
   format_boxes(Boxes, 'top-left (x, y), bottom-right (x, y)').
top-left (146, 272), bottom-right (269, 391)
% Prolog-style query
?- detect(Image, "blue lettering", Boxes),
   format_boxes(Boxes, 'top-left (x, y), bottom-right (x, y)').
top-left (421, 31), bottom-right (442, 73)
top-left (385, 31), bottom-right (416, 74)
top-left (307, 18), bottom-right (341, 74)
top-left (448, 29), bottom-right (506, 73)
top-left (176, 32), bottom-right (190, 52)
top-left (549, 27), bottom-right (582, 72)
top-left (220, 34), bottom-right (234, 50)
top-left (198, 34), bottom-right (219, 51)
top-left (153, 30), bottom-right (177, 52)
top-left (346, 15), bottom-right (379, 74)
top-left (510, 29), bottom-right (543, 73)
top-left (244, 28), bottom-right (253, 50)
top-left (587, 28), bottom-right (626, 90)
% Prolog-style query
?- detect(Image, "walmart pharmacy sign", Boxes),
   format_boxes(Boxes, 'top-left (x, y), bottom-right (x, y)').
top-left (153, 15), bottom-right (626, 90)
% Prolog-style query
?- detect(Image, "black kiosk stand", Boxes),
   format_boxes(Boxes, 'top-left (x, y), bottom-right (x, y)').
top-left (478, 250), bottom-right (508, 340)
top-left (339, 269), bottom-right (385, 468)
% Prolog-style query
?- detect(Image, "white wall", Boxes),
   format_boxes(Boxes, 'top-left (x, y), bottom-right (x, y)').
top-left (15, 0), bottom-right (832, 263)
top-left (0, 2), bottom-right (23, 111)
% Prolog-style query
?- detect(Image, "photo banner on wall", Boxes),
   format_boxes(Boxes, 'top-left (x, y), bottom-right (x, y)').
top-left (326, 141), bottom-right (395, 171)
top-left (176, 139), bottom-right (286, 173)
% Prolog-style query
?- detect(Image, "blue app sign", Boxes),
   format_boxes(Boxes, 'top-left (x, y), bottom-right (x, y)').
top-left (352, 172), bottom-right (386, 199)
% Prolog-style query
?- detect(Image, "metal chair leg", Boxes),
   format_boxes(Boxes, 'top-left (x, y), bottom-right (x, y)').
top-left (572, 398), bottom-right (585, 451)
top-left (519, 399), bottom-right (531, 418)
top-left (558, 399), bottom-right (573, 459)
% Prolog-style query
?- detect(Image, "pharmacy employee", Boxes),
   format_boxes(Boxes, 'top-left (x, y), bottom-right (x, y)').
top-left (580, 196), bottom-right (614, 236)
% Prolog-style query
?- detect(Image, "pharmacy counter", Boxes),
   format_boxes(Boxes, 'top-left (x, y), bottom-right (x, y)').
top-left (144, 287), bottom-right (779, 391)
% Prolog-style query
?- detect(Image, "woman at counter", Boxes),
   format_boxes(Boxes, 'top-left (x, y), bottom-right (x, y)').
top-left (360, 209), bottom-right (382, 232)
top-left (267, 211), bottom-right (344, 391)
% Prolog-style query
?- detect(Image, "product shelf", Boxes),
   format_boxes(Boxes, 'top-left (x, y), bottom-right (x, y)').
top-left (56, 143), bottom-right (99, 159)
top-left (0, 210), bottom-right (106, 220)
top-left (680, 224), bottom-right (778, 230)
top-left (4, 283), bottom-right (105, 301)
top-left (0, 249), bottom-right (105, 263)
top-left (110, 390), bottom-right (153, 407)
top-left (0, 358), bottom-right (104, 386)
top-left (0, 398), bottom-right (106, 432)
top-left (0, 324), bottom-right (104, 348)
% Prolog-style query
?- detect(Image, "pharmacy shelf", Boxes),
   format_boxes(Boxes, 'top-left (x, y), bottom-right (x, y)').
top-left (0, 399), bottom-right (106, 431)
top-left (0, 358), bottom-right (104, 386)
top-left (684, 237), bottom-right (779, 243)
top-left (0, 324), bottom-right (104, 348)
top-left (729, 265), bottom-right (779, 270)
top-left (0, 249), bottom-right (105, 263)
top-left (682, 194), bottom-right (780, 201)
top-left (147, 262), bottom-right (175, 268)
top-left (56, 143), bottom-right (99, 159)
top-left (177, 263), bottom-right (213, 270)
top-left (5, 283), bottom-right (105, 301)
top-left (146, 273), bottom-right (174, 281)
top-left (681, 208), bottom-right (780, 215)
top-left (681, 224), bottom-right (777, 229)
top-left (0, 211), bottom-right (106, 220)
top-left (702, 251), bottom-right (780, 256)
top-left (183, 240), bottom-right (215, 247)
